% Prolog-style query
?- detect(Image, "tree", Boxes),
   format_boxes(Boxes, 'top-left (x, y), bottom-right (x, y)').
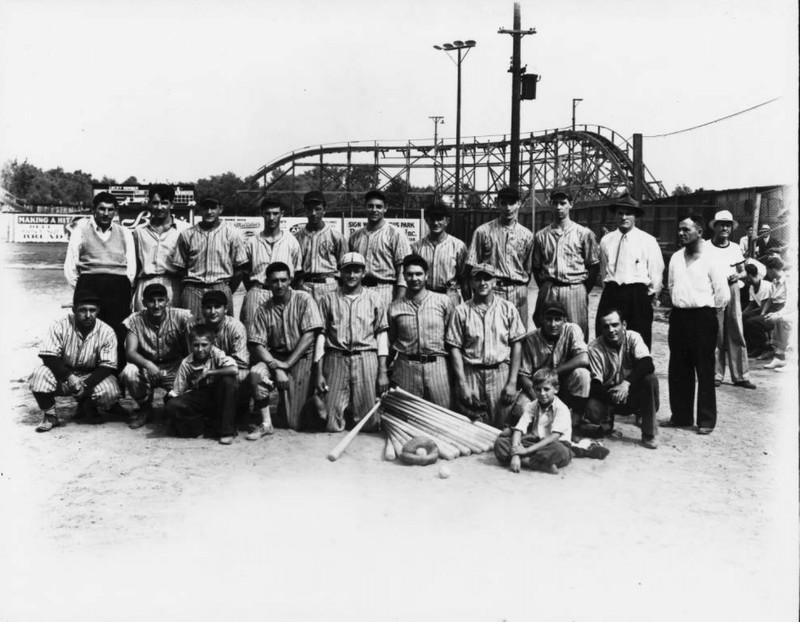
top-left (672, 184), bottom-right (693, 196)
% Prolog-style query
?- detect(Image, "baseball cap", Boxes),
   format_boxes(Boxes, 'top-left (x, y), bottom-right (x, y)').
top-left (497, 187), bottom-right (520, 204)
top-left (426, 202), bottom-right (450, 218)
top-left (541, 300), bottom-right (568, 318)
top-left (142, 283), bottom-right (168, 300)
top-left (303, 190), bottom-right (326, 205)
top-left (73, 289), bottom-right (100, 307)
top-left (201, 290), bottom-right (228, 307)
top-left (340, 252), bottom-right (366, 269)
top-left (471, 263), bottom-right (496, 277)
top-left (549, 189), bottom-right (573, 202)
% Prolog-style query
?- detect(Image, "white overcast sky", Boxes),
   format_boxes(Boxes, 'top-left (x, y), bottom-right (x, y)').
top-left (0, 0), bottom-right (796, 192)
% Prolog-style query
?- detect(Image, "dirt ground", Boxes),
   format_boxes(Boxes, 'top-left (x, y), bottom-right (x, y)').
top-left (1, 242), bottom-right (797, 622)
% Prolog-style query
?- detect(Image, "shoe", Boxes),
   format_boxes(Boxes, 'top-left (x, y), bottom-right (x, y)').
top-left (106, 403), bottom-right (129, 420)
top-left (219, 436), bottom-right (234, 445)
top-left (35, 413), bottom-right (61, 433)
top-left (764, 358), bottom-right (787, 370)
top-left (586, 444), bottom-right (610, 460)
top-left (77, 401), bottom-right (103, 424)
top-left (245, 423), bottom-right (274, 441)
top-left (547, 464), bottom-right (559, 475)
top-left (774, 365), bottom-right (791, 373)
top-left (641, 437), bottom-right (658, 450)
top-left (659, 419), bottom-right (686, 428)
top-left (697, 427), bottom-right (713, 435)
top-left (714, 379), bottom-right (722, 387)
top-left (733, 380), bottom-right (757, 390)
top-left (128, 408), bottom-right (150, 430)
top-left (756, 350), bottom-right (774, 361)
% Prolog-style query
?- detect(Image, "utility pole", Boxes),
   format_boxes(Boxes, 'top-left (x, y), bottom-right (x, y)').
top-left (429, 115), bottom-right (445, 196)
top-left (499, 3), bottom-right (535, 190)
top-left (572, 98), bottom-right (583, 131)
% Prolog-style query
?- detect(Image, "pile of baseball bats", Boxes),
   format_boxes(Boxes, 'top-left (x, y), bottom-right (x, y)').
top-left (381, 387), bottom-right (500, 461)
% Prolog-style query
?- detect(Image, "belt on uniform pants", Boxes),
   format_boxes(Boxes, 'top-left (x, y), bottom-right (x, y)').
top-left (185, 281), bottom-right (229, 289)
top-left (329, 349), bottom-right (373, 357)
top-left (305, 274), bottom-right (338, 284)
top-left (362, 276), bottom-right (395, 287)
top-left (495, 278), bottom-right (527, 287)
top-left (469, 362), bottom-right (504, 370)
top-left (400, 353), bottom-right (444, 364)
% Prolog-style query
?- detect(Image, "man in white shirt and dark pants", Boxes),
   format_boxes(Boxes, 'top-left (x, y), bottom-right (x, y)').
top-left (663, 215), bottom-right (730, 434)
top-left (596, 194), bottom-right (664, 350)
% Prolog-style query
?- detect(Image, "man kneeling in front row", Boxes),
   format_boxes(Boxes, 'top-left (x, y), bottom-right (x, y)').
top-left (29, 289), bottom-right (123, 432)
top-left (586, 308), bottom-right (659, 449)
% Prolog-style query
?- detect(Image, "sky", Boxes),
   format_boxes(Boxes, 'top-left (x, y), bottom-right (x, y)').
top-left (0, 0), bottom-right (796, 193)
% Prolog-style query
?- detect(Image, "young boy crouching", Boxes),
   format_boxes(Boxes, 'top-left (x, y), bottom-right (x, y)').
top-left (165, 325), bottom-right (239, 445)
top-left (494, 369), bottom-right (573, 474)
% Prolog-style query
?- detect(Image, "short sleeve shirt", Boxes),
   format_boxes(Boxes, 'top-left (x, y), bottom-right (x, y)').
top-left (514, 395), bottom-right (572, 440)
top-left (246, 232), bottom-right (303, 284)
top-left (388, 291), bottom-right (453, 356)
top-left (294, 224), bottom-right (347, 276)
top-left (588, 330), bottom-right (651, 388)
top-left (532, 221), bottom-right (600, 284)
top-left (445, 297), bottom-right (526, 366)
top-left (248, 290), bottom-right (323, 355)
top-left (412, 234), bottom-right (468, 291)
top-left (467, 219), bottom-right (533, 282)
top-left (39, 314), bottom-right (117, 372)
top-left (348, 222), bottom-right (412, 284)
top-left (123, 307), bottom-right (192, 364)
top-left (318, 288), bottom-right (389, 352)
top-left (172, 346), bottom-right (236, 395)
top-left (172, 223), bottom-right (248, 284)
top-left (520, 323), bottom-right (587, 377)
top-left (190, 315), bottom-right (249, 369)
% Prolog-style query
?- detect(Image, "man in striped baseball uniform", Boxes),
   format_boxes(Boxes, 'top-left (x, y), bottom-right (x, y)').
top-left (29, 289), bottom-right (123, 432)
top-left (467, 187), bottom-right (534, 326)
top-left (240, 197), bottom-right (302, 329)
top-left (247, 262), bottom-right (323, 436)
top-left (316, 252), bottom-right (390, 433)
top-left (132, 184), bottom-right (191, 311)
top-left (348, 189), bottom-right (412, 310)
top-left (388, 254), bottom-right (454, 408)
top-left (446, 263), bottom-right (526, 428)
top-left (172, 197), bottom-right (248, 319)
top-left (64, 191), bottom-right (136, 371)
top-left (532, 189), bottom-right (600, 339)
top-left (596, 194), bottom-right (663, 350)
top-left (517, 300), bottom-right (591, 431)
top-left (294, 190), bottom-right (346, 301)
top-left (412, 202), bottom-right (469, 306)
top-left (120, 282), bottom-right (193, 429)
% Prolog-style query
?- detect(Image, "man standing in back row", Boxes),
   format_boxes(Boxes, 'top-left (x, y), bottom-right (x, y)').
top-left (662, 215), bottom-right (729, 435)
top-left (413, 202), bottom-right (469, 306)
top-left (467, 187), bottom-right (534, 326)
top-left (294, 190), bottom-right (346, 301)
top-left (532, 189), bottom-right (600, 340)
top-left (596, 194), bottom-right (663, 350)
top-left (348, 189), bottom-right (412, 309)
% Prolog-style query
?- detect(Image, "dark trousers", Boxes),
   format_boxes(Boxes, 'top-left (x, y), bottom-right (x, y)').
top-left (596, 283), bottom-right (654, 349)
top-left (76, 274), bottom-right (132, 371)
top-left (668, 308), bottom-right (718, 429)
top-left (585, 373), bottom-right (660, 439)
top-left (494, 435), bottom-right (573, 468)
top-left (165, 376), bottom-right (238, 438)
top-left (743, 314), bottom-right (772, 355)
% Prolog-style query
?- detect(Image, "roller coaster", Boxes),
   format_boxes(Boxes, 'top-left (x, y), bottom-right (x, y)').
top-left (245, 124), bottom-right (668, 211)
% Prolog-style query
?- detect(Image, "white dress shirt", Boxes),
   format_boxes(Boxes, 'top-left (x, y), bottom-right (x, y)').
top-left (600, 227), bottom-right (664, 296)
top-left (64, 217), bottom-right (137, 287)
top-left (668, 241), bottom-right (730, 309)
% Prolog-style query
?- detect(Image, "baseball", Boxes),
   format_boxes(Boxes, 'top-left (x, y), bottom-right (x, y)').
top-left (439, 465), bottom-right (451, 479)
top-left (415, 447), bottom-right (428, 457)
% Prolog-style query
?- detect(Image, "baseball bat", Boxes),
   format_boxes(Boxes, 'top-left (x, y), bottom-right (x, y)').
top-left (327, 401), bottom-right (381, 462)
top-left (384, 436), bottom-right (396, 461)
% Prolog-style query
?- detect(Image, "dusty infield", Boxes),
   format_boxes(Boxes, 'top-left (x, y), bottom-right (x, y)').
top-left (1, 243), bottom-right (797, 622)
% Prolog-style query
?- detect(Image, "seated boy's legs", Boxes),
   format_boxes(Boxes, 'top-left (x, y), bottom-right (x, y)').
top-left (212, 376), bottom-right (238, 438)
top-left (494, 434), bottom-right (572, 469)
top-left (165, 386), bottom-right (213, 437)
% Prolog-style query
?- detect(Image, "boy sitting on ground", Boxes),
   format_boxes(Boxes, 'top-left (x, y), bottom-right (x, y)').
top-left (165, 325), bottom-right (239, 445)
top-left (493, 369), bottom-right (574, 474)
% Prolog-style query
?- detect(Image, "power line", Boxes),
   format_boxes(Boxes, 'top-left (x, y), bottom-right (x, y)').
top-left (642, 97), bottom-right (781, 138)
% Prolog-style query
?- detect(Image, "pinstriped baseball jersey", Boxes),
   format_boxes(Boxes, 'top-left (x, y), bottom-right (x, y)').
top-left (172, 223), bottom-right (248, 284)
top-left (190, 315), bottom-right (249, 369)
top-left (588, 330), bottom-right (650, 388)
top-left (445, 298), bottom-right (525, 366)
top-left (411, 234), bottom-right (468, 294)
top-left (318, 288), bottom-right (389, 351)
top-left (532, 221), bottom-right (600, 284)
top-left (348, 222), bottom-right (411, 284)
top-left (294, 224), bottom-right (346, 275)
top-left (39, 314), bottom-right (118, 371)
top-left (29, 366), bottom-right (120, 409)
top-left (245, 232), bottom-right (303, 284)
top-left (133, 219), bottom-right (191, 278)
top-left (520, 323), bottom-right (588, 377)
top-left (467, 219), bottom-right (534, 282)
top-left (248, 289), bottom-right (323, 354)
top-left (171, 346), bottom-right (236, 396)
top-left (123, 307), bottom-right (192, 364)
top-left (388, 291), bottom-right (452, 356)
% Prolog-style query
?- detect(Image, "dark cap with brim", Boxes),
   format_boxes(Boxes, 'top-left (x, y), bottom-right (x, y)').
top-left (73, 289), bottom-right (100, 307)
top-left (497, 187), bottom-right (520, 204)
top-left (609, 194), bottom-right (644, 215)
top-left (198, 198), bottom-right (221, 209)
top-left (471, 263), bottom-right (496, 277)
top-left (426, 202), bottom-right (450, 218)
top-left (142, 283), bottom-right (168, 300)
top-left (541, 300), bottom-right (569, 318)
top-left (201, 290), bottom-right (228, 307)
top-left (303, 190), bottom-right (326, 205)
top-left (549, 189), bottom-right (573, 202)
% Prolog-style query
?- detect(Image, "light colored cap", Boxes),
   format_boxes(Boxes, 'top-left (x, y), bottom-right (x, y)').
top-left (340, 252), bottom-right (366, 269)
top-left (710, 210), bottom-right (738, 229)
top-left (471, 263), bottom-right (496, 277)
